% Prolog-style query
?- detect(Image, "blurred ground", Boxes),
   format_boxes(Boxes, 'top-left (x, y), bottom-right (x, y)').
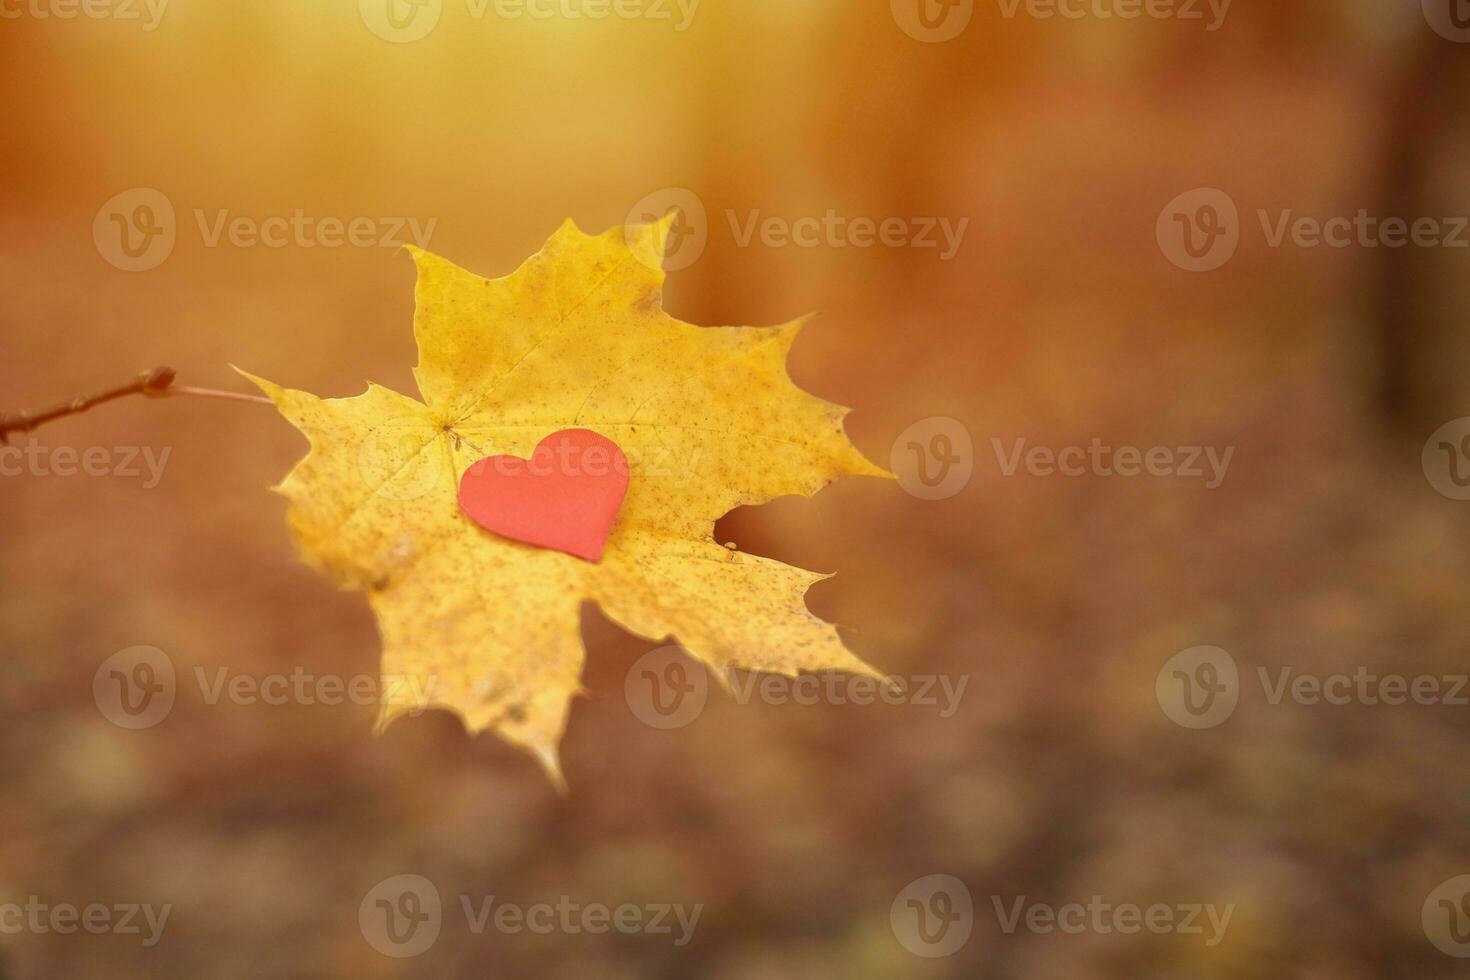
top-left (3, 1), bottom-right (1470, 977)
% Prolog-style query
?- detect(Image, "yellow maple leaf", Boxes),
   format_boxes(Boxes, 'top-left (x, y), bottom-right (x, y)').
top-left (241, 217), bottom-right (888, 784)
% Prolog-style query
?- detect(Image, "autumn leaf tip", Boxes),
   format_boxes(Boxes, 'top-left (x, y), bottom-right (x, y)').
top-left (853, 453), bottom-right (896, 481)
top-left (780, 315), bottom-right (814, 340)
top-left (231, 365), bottom-right (283, 401)
top-left (404, 243), bottom-right (445, 274)
top-left (529, 742), bottom-right (569, 793)
top-left (372, 704), bottom-right (404, 737)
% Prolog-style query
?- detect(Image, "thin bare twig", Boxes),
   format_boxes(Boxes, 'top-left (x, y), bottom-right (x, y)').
top-left (0, 367), bottom-right (271, 443)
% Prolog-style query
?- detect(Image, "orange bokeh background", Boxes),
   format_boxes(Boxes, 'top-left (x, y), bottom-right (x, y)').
top-left (4, 1), bottom-right (1470, 976)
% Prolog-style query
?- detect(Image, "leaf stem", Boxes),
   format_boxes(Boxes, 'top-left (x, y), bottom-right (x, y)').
top-left (0, 367), bottom-right (271, 443)
top-left (161, 385), bottom-right (274, 406)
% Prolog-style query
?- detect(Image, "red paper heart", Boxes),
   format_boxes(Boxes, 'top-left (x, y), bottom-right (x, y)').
top-left (457, 428), bottom-right (629, 562)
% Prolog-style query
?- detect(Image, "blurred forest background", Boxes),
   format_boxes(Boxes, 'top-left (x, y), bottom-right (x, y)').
top-left (4, 0), bottom-right (1470, 976)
